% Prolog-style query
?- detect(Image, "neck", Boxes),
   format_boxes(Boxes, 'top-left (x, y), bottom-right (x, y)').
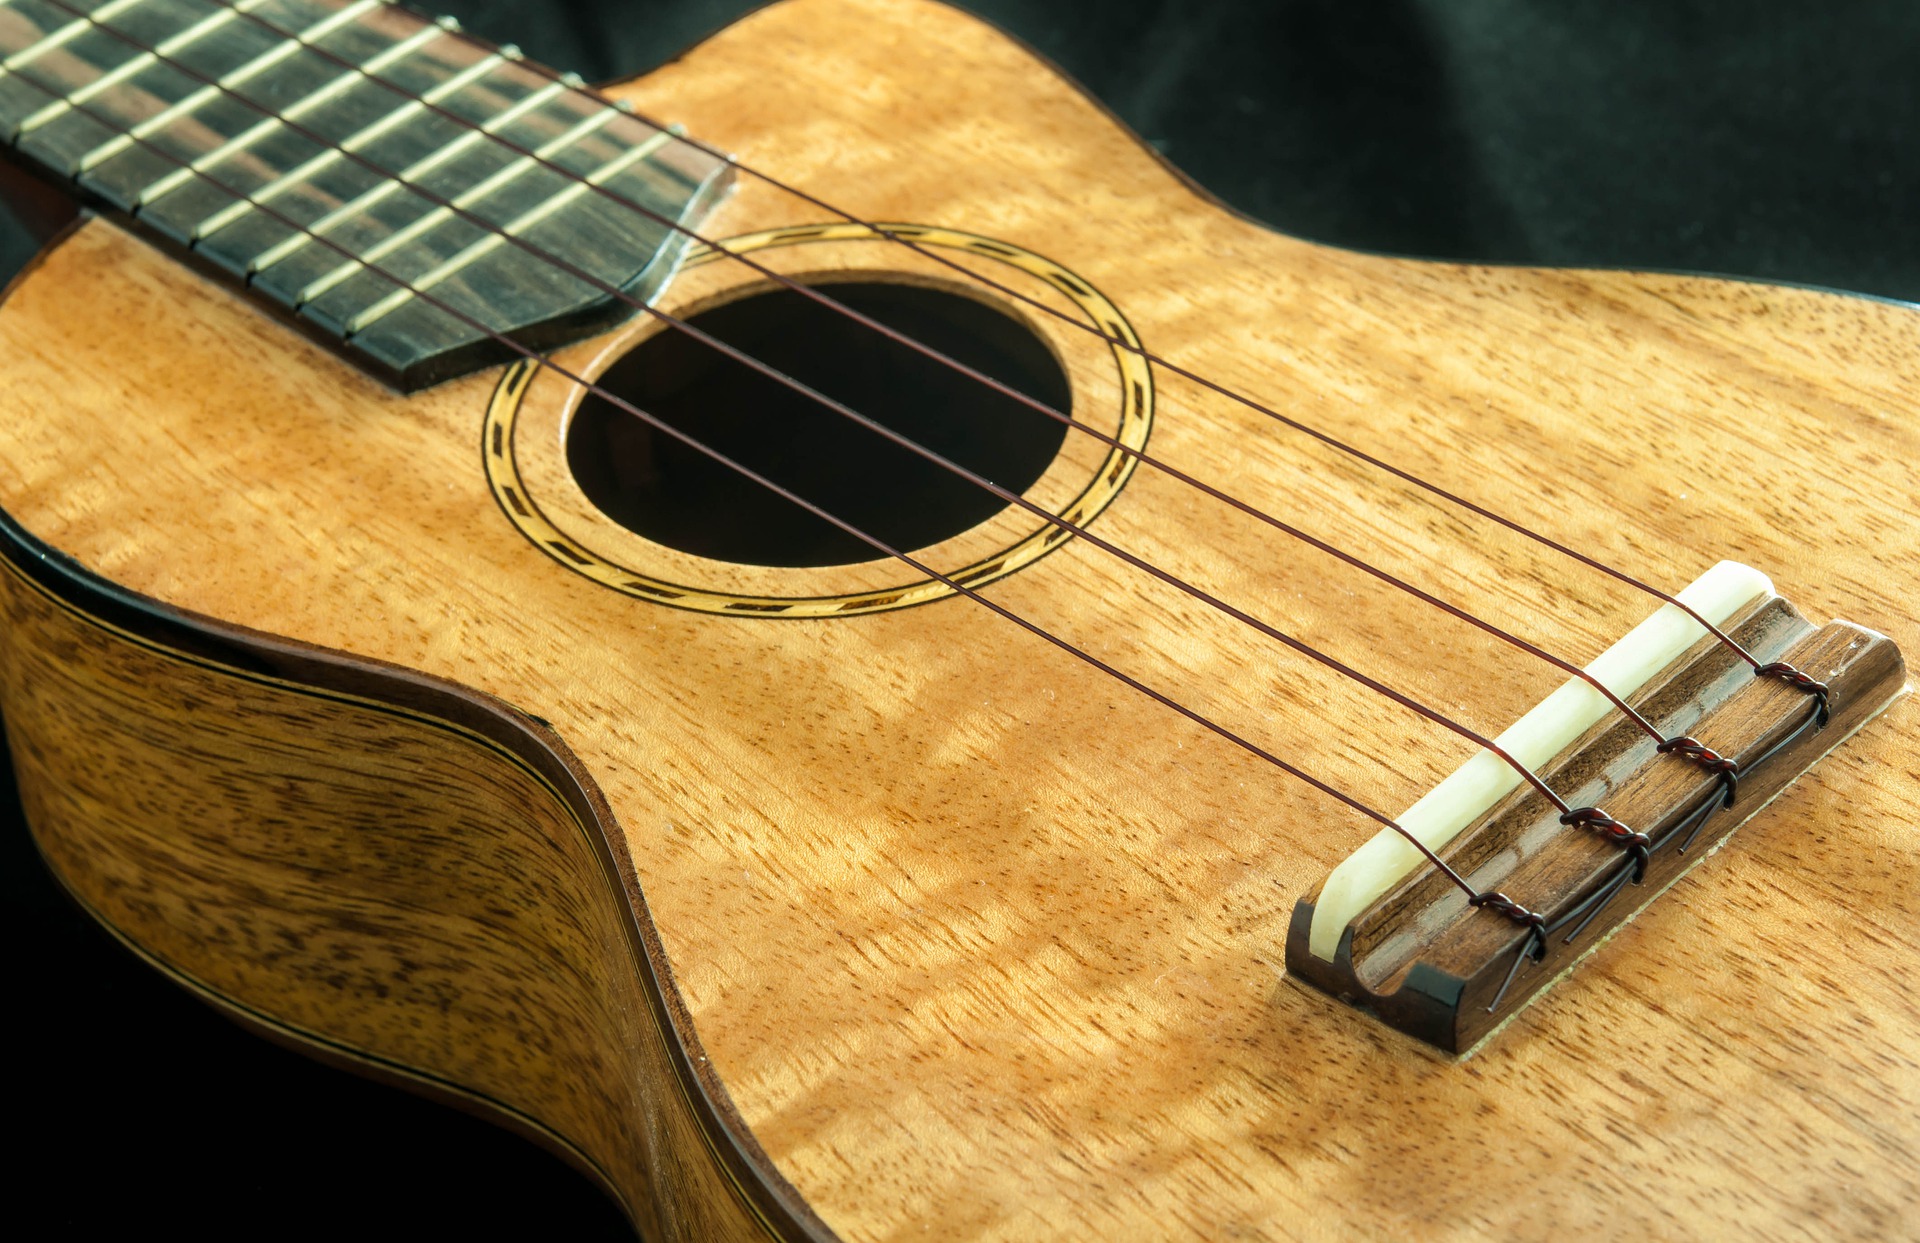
top-left (0, 0), bottom-right (730, 389)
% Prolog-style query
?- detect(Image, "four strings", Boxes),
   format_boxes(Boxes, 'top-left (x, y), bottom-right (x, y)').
top-left (171, 0), bottom-right (1770, 713)
top-left (14, 0), bottom-right (1634, 817)
top-left (5, 0), bottom-right (1793, 929)
top-left (22, 0), bottom-right (1715, 767)
top-left (0, 49), bottom-right (1496, 900)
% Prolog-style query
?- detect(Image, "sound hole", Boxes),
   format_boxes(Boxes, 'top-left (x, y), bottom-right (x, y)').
top-left (566, 282), bottom-right (1073, 568)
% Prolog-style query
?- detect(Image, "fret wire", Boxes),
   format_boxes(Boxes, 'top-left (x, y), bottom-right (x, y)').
top-left (244, 70), bottom-right (572, 278)
top-left (298, 97), bottom-right (619, 308)
top-left (346, 123), bottom-right (677, 334)
top-left (13, 0), bottom-right (274, 137)
top-left (75, 0), bottom-right (387, 174)
top-left (136, 14), bottom-right (447, 208)
top-left (0, 0), bottom-right (145, 73)
top-left (191, 44), bottom-right (518, 240)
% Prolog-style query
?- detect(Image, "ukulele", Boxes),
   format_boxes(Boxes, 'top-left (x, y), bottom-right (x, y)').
top-left (2, 0), bottom-right (1915, 1238)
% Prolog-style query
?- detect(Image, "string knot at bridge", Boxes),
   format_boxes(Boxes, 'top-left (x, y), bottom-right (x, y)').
top-left (1469, 891), bottom-right (1548, 954)
top-left (1559, 806), bottom-right (1652, 880)
top-left (1469, 891), bottom-right (1550, 1012)
top-left (1756, 661), bottom-right (1832, 728)
top-left (1657, 735), bottom-right (1740, 808)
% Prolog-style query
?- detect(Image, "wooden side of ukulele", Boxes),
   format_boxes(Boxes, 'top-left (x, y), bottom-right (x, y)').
top-left (2, 0), bottom-right (1916, 1237)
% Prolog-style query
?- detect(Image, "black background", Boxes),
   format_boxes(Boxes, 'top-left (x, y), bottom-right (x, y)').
top-left (5, 1), bottom-right (1916, 1236)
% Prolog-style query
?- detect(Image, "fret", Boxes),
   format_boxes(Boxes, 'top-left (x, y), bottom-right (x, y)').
top-left (134, 11), bottom-right (444, 208)
top-left (243, 70), bottom-right (572, 278)
top-left (342, 118), bottom-right (730, 385)
top-left (0, 0), bottom-right (145, 74)
top-left (0, 0), bottom-right (734, 388)
top-left (346, 124), bottom-right (677, 335)
top-left (12, 0), bottom-right (273, 138)
top-left (0, 0), bottom-right (150, 144)
top-left (39, 7), bottom-right (375, 217)
top-left (191, 44), bottom-right (518, 243)
top-left (73, 0), bottom-right (383, 174)
top-left (295, 98), bottom-right (617, 309)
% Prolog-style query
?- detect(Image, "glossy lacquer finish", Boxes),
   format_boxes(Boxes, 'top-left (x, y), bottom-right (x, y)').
top-left (0, 0), bottom-right (1916, 1237)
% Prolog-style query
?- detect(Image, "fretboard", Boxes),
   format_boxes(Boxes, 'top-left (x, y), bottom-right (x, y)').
top-left (0, 0), bottom-right (730, 388)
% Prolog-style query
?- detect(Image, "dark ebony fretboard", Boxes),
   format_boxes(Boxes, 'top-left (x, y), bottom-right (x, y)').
top-left (0, 0), bottom-right (730, 388)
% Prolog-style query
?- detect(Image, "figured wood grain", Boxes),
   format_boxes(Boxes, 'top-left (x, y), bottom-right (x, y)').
top-left (0, 541), bottom-right (815, 1240)
top-left (0, 0), bottom-right (1918, 1238)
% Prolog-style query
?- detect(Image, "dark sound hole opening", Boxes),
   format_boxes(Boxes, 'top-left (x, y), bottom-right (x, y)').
top-left (566, 281), bottom-right (1073, 568)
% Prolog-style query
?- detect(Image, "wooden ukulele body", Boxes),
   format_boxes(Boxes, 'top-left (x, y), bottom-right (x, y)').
top-left (2, 0), bottom-right (1916, 1237)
